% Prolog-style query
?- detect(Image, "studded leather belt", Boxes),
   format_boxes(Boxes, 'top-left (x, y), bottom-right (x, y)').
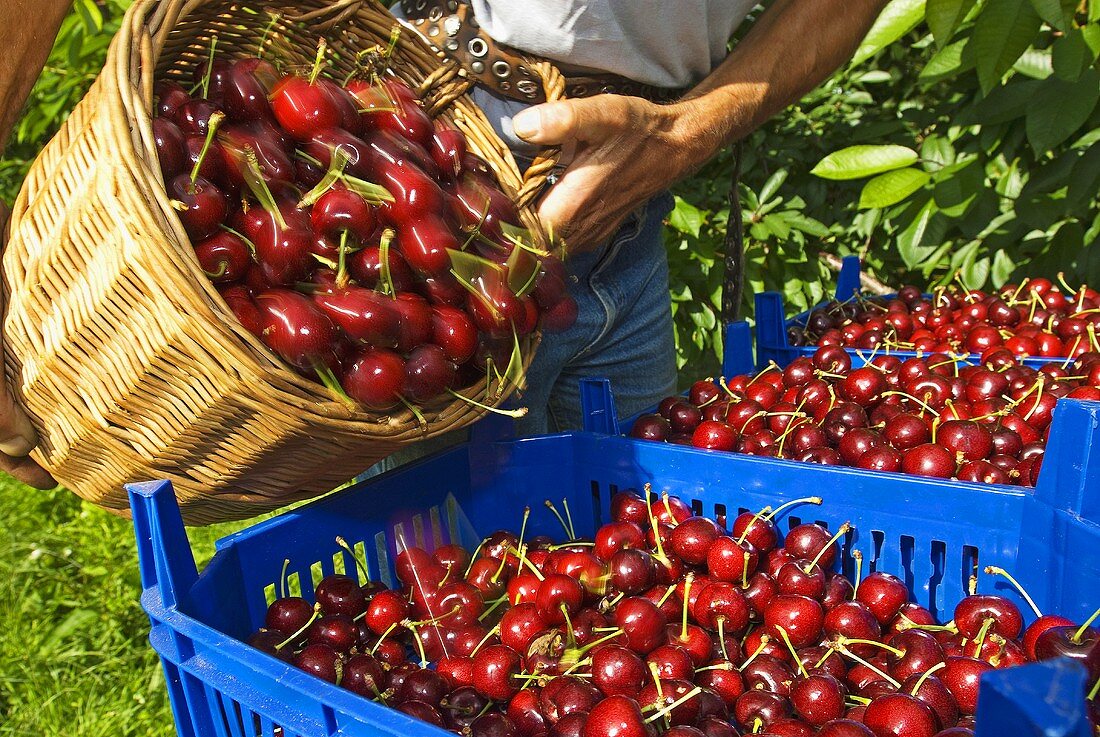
top-left (398, 0), bottom-right (686, 104)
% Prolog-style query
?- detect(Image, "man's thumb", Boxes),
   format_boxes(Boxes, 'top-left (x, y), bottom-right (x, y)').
top-left (512, 101), bottom-right (583, 145)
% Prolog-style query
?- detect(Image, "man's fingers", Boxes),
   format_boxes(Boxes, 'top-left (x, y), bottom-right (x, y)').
top-left (0, 451), bottom-right (55, 490)
top-left (513, 97), bottom-right (625, 146)
top-left (0, 388), bottom-right (37, 456)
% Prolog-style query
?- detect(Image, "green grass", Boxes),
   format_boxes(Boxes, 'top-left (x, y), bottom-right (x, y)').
top-left (0, 476), bottom-right (258, 736)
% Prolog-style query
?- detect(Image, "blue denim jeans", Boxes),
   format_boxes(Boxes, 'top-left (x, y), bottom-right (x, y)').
top-left (361, 86), bottom-right (677, 474)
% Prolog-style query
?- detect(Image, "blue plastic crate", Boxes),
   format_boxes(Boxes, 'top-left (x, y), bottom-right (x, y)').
top-left (754, 255), bottom-right (1083, 371)
top-left (128, 417), bottom-right (1100, 737)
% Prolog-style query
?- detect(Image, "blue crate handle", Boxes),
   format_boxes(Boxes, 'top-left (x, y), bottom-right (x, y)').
top-left (835, 255), bottom-right (862, 302)
top-left (722, 321), bottom-right (756, 377)
top-left (974, 658), bottom-right (1092, 737)
top-left (128, 480), bottom-right (198, 610)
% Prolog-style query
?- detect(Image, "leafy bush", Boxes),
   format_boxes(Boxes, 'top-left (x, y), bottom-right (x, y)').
top-left (668, 0), bottom-right (1099, 378)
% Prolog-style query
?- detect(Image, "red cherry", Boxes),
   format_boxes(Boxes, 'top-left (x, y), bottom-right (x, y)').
top-left (342, 348), bottom-right (404, 410)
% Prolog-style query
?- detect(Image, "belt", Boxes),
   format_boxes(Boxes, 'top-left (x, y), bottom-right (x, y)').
top-left (399, 0), bottom-right (686, 104)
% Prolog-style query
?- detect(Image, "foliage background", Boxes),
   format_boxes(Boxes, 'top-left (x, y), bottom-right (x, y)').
top-left (0, 0), bottom-right (1096, 734)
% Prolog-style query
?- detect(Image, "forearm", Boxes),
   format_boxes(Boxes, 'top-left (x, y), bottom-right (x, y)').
top-left (670, 0), bottom-right (887, 169)
top-left (0, 0), bottom-right (73, 151)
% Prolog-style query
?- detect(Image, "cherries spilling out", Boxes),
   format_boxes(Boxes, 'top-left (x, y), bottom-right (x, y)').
top-left (155, 47), bottom-right (577, 412)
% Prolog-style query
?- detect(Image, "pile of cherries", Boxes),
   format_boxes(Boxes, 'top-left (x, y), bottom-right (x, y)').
top-left (631, 345), bottom-right (1100, 486)
top-left (245, 490), bottom-right (1100, 736)
top-left (152, 43), bottom-right (575, 411)
top-left (788, 279), bottom-right (1100, 360)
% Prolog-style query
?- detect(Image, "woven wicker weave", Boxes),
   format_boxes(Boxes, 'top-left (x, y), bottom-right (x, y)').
top-left (2, 0), bottom-right (563, 525)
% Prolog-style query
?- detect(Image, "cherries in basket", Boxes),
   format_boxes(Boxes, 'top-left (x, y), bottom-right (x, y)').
top-left (632, 345), bottom-right (1100, 486)
top-left (152, 40), bottom-right (576, 413)
top-left (245, 490), bottom-right (1100, 736)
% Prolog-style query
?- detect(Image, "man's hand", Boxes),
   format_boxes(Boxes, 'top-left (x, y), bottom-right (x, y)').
top-left (513, 0), bottom-right (886, 255)
top-left (512, 96), bottom-right (709, 253)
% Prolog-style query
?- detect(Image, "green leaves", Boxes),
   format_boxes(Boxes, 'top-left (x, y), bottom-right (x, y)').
top-left (971, 0), bottom-right (1042, 93)
top-left (1026, 69), bottom-right (1100, 153)
top-left (852, 0), bottom-right (927, 65)
top-left (926, 0), bottom-right (977, 46)
top-left (859, 168), bottom-right (931, 208)
top-left (811, 145), bottom-right (919, 180)
top-left (1027, 0), bottom-right (1076, 31)
top-left (669, 196), bottom-right (706, 238)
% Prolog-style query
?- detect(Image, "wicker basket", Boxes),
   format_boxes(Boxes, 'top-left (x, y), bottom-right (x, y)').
top-left (2, 0), bottom-right (562, 525)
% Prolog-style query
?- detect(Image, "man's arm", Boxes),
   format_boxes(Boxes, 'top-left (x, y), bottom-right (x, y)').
top-left (0, 0), bottom-right (72, 488)
top-left (512, 0), bottom-right (887, 252)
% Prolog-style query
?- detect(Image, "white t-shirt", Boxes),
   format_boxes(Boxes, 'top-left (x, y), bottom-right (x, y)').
top-left (469, 0), bottom-right (757, 88)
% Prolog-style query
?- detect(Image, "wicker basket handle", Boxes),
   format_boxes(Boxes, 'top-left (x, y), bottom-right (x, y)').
top-left (514, 59), bottom-right (566, 211)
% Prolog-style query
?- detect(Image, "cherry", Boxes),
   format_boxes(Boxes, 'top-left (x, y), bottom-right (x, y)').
top-left (265, 596), bottom-right (313, 635)
top-left (595, 521), bottom-right (646, 561)
top-left (856, 572), bottom-right (909, 625)
top-left (863, 693), bottom-right (938, 737)
top-left (343, 348), bottom-right (404, 410)
top-left (818, 720), bottom-right (874, 737)
top-left (153, 117), bottom-right (187, 179)
top-left (692, 421), bottom-right (738, 451)
top-left (169, 174), bottom-right (227, 241)
top-left (902, 673), bottom-right (959, 730)
top-left (311, 286), bottom-right (400, 348)
top-left (294, 643), bottom-right (342, 683)
top-left (255, 289), bottom-right (342, 373)
top-left (647, 643), bottom-right (695, 681)
top-left (953, 595), bottom-right (1022, 640)
top-left (1022, 614), bottom-right (1075, 660)
top-left (591, 644), bottom-right (646, 697)
top-left (349, 244), bottom-right (416, 292)
top-left (471, 644), bottom-right (521, 701)
top-left (764, 594), bottom-right (824, 648)
top-left (939, 657), bottom-right (991, 715)
top-left (734, 689), bottom-right (791, 730)
top-left (791, 673), bottom-right (845, 727)
top-left (708, 536), bottom-right (759, 584)
top-left (693, 582), bottom-right (751, 635)
top-left (887, 631), bottom-right (945, 682)
top-left (902, 444), bottom-right (956, 479)
top-left (785, 524), bottom-right (840, 571)
top-left (777, 561), bottom-right (826, 600)
top-left (671, 517), bottom-right (721, 565)
top-left (609, 549), bottom-right (656, 594)
top-left (581, 695), bottom-right (646, 737)
top-left (403, 344), bottom-right (456, 402)
top-left (614, 596), bottom-right (667, 654)
top-left (194, 231), bottom-right (250, 283)
top-left (824, 601), bottom-right (881, 646)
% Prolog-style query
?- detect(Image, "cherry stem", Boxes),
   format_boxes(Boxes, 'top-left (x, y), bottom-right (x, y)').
top-left (644, 486), bottom-right (671, 566)
top-left (648, 661), bottom-right (665, 702)
top-left (544, 500), bottom-right (573, 540)
top-left (241, 148), bottom-right (287, 230)
top-left (983, 565), bottom-right (1042, 618)
top-left (518, 506), bottom-right (530, 551)
top-left (897, 613), bottom-right (958, 634)
top-left (479, 594), bottom-right (508, 621)
top-left (847, 695), bottom-right (872, 706)
top-left (836, 645), bottom-right (901, 689)
top-left (201, 35), bottom-right (218, 100)
top-left (805, 522), bottom-right (851, 573)
top-left (852, 550), bottom-right (864, 599)
top-left (447, 389), bottom-right (529, 418)
top-left (406, 620), bottom-right (430, 667)
top-left (763, 496), bottom-right (823, 521)
top-left (335, 229), bottom-right (351, 288)
top-left (369, 622), bottom-right (398, 654)
top-left (1072, 606), bottom-right (1100, 645)
top-left (969, 575), bottom-right (978, 597)
top-left (334, 536), bottom-right (371, 584)
top-left (309, 39), bottom-right (327, 86)
top-left (970, 617), bottom-right (995, 659)
top-left (718, 376), bottom-right (737, 399)
top-left (564, 629), bottom-right (623, 664)
top-left (657, 583), bottom-right (678, 608)
top-left (312, 360), bottom-right (355, 409)
top-left (469, 624), bottom-right (501, 658)
top-left (661, 493), bottom-right (676, 526)
top-left (256, 12), bottom-right (280, 57)
top-left (736, 506), bottom-right (772, 546)
top-left (297, 149), bottom-right (349, 208)
top-left (742, 551), bottom-right (751, 590)
top-left (881, 390), bottom-right (941, 418)
top-left (278, 558), bottom-right (290, 600)
top-left (696, 662), bottom-right (735, 673)
top-left (910, 661), bottom-right (947, 697)
top-left (397, 395), bottom-right (427, 429)
top-left (561, 603), bottom-right (577, 648)
top-left (508, 544), bottom-right (545, 582)
top-left (562, 498), bottom-right (577, 541)
top-left (813, 649), bottom-right (834, 670)
top-left (680, 573), bottom-right (694, 641)
top-left (462, 539), bottom-right (487, 578)
top-left (775, 626), bottom-right (808, 677)
top-left (643, 686), bottom-right (702, 725)
top-left (1088, 675), bottom-right (1100, 702)
top-left (219, 224), bottom-right (257, 259)
top-left (839, 637), bottom-right (904, 657)
top-left (277, 604), bottom-right (321, 650)
top-left (738, 635), bottom-right (771, 672)
top-left (189, 111), bottom-right (224, 185)
top-left (717, 616), bottom-right (730, 662)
